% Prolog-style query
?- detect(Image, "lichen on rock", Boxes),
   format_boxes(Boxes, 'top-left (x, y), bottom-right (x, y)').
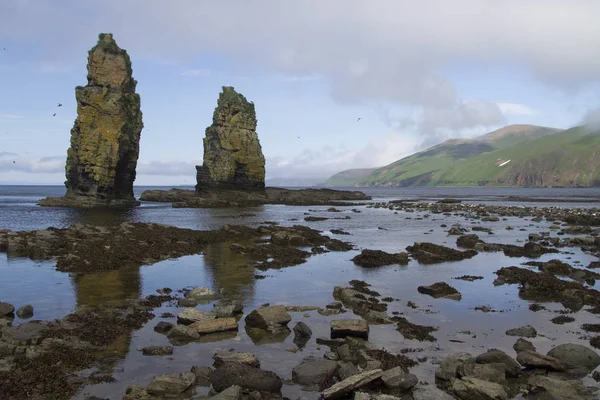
top-left (196, 86), bottom-right (266, 191)
top-left (41, 33), bottom-right (143, 207)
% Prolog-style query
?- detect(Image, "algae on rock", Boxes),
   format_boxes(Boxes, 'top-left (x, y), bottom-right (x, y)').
top-left (196, 86), bottom-right (266, 191)
top-left (41, 33), bottom-right (143, 207)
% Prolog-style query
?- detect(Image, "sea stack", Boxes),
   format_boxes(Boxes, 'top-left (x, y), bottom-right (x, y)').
top-left (40, 33), bottom-right (143, 207)
top-left (196, 87), bottom-right (266, 192)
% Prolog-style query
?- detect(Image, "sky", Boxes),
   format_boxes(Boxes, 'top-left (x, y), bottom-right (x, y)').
top-left (1, 1), bottom-right (600, 186)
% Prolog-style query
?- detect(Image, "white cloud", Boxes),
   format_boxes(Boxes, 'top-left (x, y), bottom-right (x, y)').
top-left (497, 102), bottom-right (539, 116)
top-left (582, 108), bottom-right (600, 132)
top-left (0, 153), bottom-right (63, 173)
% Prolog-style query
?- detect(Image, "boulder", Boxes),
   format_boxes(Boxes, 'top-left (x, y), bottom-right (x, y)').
top-left (213, 301), bottom-right (243, 318)
top-left (513, 338), bottom-right (536, 353)
top-left (211, 363), bottom-right (282, 393)
top-left (293, 321), bottom-right (313, 338)
top-left (153, 321), bottom-right (173, 334)
top-left (321, 369), bottom-right (384, 400)
top-left (456, 363), bottom-right (507, 384)
top-left (213, 350), bottom-right (260, 368)
top-left (331, 319), bottom-right (369, 340)
top-left (0, 302), bottom-right (14, 317)
top-left (547, 344), bottom-right (600, 374)
top-left (527, 375), bottom-right (596, 400)
top-left (244, 306), bottom-right (291, 331)
top-left (451, 377), bottom-right (509, 400)
top-left (505, 325), bottom-right (537, 338)
top-left (189, 317), bottom-right (238, 334)
top-left (141, 346), bottom-right (174, 356)
top-left (167, 324), bottom-right (200, 342)
top-left (435, 353), bottom-right (474, 383)
top-left (381, 366), bottom-right (418, 390)
top-left (186, 287), bottom-right (217, 301)
top-left (147, 372), bottom-right (196, 396)
top-left (476, 349), bottom-right (521, 378)
top-left (177, 308), bottom-right (216, 325)
top-left (292, 358), bottom-right (339, 389)
top-left (337, 362), bottom-right (359, 380)
top-left (15, 305), bottom-right (33, 319)
top-left (208, 385), bottom-right (242, 400)
top-left (196, 86), bottom-right (266, 191)
top-left (351, 249), bottom-right (409, 267)
top-left (417, 282), bottom-right (462, 300)
top-left (39, 33), bottom-right (143, 208)
top-left (191, 366), bottom-right (213, 386)
top-left (516, 351), bottom-right (566, 371)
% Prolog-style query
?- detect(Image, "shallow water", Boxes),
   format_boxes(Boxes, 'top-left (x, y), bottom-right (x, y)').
top-left (1, 185), bottom-right (600, 399)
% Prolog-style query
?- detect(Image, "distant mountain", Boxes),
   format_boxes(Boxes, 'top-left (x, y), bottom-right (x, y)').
top-left (318, 168), bottom-right (377, 187)
top-left (321, 124), bottom-right (600, 187)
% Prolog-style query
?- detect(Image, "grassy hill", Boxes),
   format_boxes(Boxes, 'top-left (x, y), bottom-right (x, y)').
top-left (321, 124), bottom-right (600, 187)
top-left (318, 168), bottom-right (376, 187)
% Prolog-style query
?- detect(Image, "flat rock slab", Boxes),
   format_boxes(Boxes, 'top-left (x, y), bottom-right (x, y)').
top-left (417, 282), bottom-right (462, 300)
top-left (167, 324), bottom-right (200, 341)
top-left (190, 318), bottom-right (238, 334)
top-left (208, 385), bottom-right (243, 400)
top-left (292, 358), bottom-right (339, 389)
top-left (245, 305), bottom-right (291, 330)
top-left (331, 319), bottom-right (369, 340)
top-left (476, 349), bottom-right (522, 378)
top-left (147, 372), bottom-right (196, 396)
top-left (213, 350), bottom-right (260, 368)
top-left (451, 377), bottom-right (508, 400)
top-left (516, 350), bottom-right (566, 371)
top-left (211, 363), bottom-right (282, 393)
top-left (1, 321), bottom-right (45, 345)
top-left (321, 369), bottom-right (383, 400)
top-left (505, 325), bottom-right (537, 338)
top-left (177, 308), bottom-right (216, 325)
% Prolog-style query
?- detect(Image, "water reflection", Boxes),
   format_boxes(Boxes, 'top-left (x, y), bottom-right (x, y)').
top-left (71, 266), bottom-right (142, 309)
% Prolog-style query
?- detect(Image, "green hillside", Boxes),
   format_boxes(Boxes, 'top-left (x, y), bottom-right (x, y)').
top-left (319, 168), bottom-right (376, 187)
top-left (320, 124), bottom-right (600, 187)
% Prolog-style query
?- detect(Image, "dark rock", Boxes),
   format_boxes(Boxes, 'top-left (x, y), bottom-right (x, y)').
top-left (396, 317), bottom-right (438, 342)
top-left (527, 375), bottom-right (596, 400)
top-left (435, 353), bottom-right (474, 384)
top-left (15, 305), bottom-right (33, 319)
top-left (154, 321), bottom-right (173, 334)
top-left (245, 306), bottom-right (291, 331)
top-left (516, 351), bottom-right (566, 371)
top-left (208, 385), bottom-right (242, 400)
top-left (0, 302), bottom-right (15, 317)
top-left (337, 362), bottom-right (359, 380)
top-left (331, 319), bottom-right (369, 340)
top-left (456, 363), bottom-right (507, 384)
top-left (39, 34), bottom-right (143, 208)
top-left (406, 242), bottom-right (477, 264)
top-left (417, 282), bottom-right (462, 300)
top-left (191, 366), bottom-right (214, 386)
top-left (141, 346), bottom-right (174, 356)
top-left (213, 301), bottom-right (243, 318)
top-left (147, 372), bottom-right (196, 396)
top-left (505, 325), bottom-right (537, 338)
top-left (352, 249), bottom-right (409, 267)
top-left (211, 363), bottom-right (282, 393)
top-left (292, 358), bottom-right (338, 389)
top-left (293, 321), bottom-right (313, 344)
top-left (196, 86), bottom-right (265, 191)
top-left (476, 349), bottom-right (522, 378)
top-left (547, 344), bottom-right (600, 374)
top-left (514, 338), bottom-right (536, 353)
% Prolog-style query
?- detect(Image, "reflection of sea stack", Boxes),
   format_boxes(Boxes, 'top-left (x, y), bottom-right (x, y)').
top-left (196, 87), bottom-right (266, 192)
top-left (40, 33), bottom-right (143, 207)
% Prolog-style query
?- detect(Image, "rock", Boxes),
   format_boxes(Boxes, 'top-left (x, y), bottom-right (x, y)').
top-left (292, 358), bottom-right (339, 389)
top-left (321, 369), bottom-right (383, 400)
top-left (505, 325), bottom-right (537, 338)
top-left (476, 349), bottom-right (521, 378)
top-left (451, 377), bottom-right (509, 400)
top-left (147, 372), bottom-right (196, 396)
top-left (178, 298), bottom-right (198, 307)
top-left (293, 321), bottom-right (312, 338)
top-left (208, 385), bottom-right (242, 400)
top-left (0, 302), bottom-right (15, 317)
top-left (153, 321), bottom-right (173, 334)
top-left (196, 86), bottom-right (265, 191)
top-left (337, 362), bottom-right (359, 380)
top-left (327, 302), bottom-right (344, 310)
top-left (186, 287), bottom-right (217, 301)
top-left (406, 242), bottom-right (478, 264)
top-left (331, 319), bottom-right (369, 340)
top-left (245, 306), bottom-right (291, 331)
top-left (167, 324), bottom-right (200, 341)
top-left (141, 346), bottom-right (174, 356)
top-left (191, 366), bottom-right (213, 386)
top-left (177, 308), bottom-right (216, 325)
top-left (412, 386), bottom-right (455, 400)
top-left (15, 305), bottom-right (33, 319)
top-left (456, 234), bottom-right (481, 249)
top-left (123, 386), bottom-right (151, 400)
top-left (527, 375), bottom-right (596, 400)
top-left (211, 363), bottom-right (282, 393)
top-left (516, 350), bottom-right (566, 371)
top-left (1, 321), bottom-right (45, 345)
top-left (381, 366), bottom-right (417, 390)
top-left (189, 317), bottom-right (238, 334)
top-left (351, 249), bottom-right (409, 267)
top-left (213, 350), bottom-right (260, 368)
top-left (353, 393), bottom-right (401, 400)
top-left (435, 353), bottom-right (474, 384)
top-left (213, 301), bottom-right (243, 318)
top-left (417, 282), bottom-right (462, 300)
top-left (39, 34), bottom-right (143, 208)
top-left (547, 344), bottom-right (600, 373)
top-left (513, 338), bottom-right (536, 353)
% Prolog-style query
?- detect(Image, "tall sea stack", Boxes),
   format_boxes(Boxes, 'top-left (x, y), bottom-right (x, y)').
top-left (41, 33), bottom-right (143, 207)
top-left (196, 87), bottom-right (266, 192)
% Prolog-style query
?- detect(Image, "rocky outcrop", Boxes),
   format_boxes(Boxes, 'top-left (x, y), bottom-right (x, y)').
top-left (196, 86), bottom-right (265, 191)
top-left (40, 33), bottom-right (143, 208)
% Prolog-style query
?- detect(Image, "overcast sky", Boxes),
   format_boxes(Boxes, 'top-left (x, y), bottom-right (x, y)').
top-left (1, 0), bottom-right (599, 185)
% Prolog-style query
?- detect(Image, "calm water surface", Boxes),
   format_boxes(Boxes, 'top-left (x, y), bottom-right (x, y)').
top-left (1, 185), bottom-right (600, 399)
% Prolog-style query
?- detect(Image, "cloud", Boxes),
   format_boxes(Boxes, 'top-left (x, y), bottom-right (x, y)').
top-left (0, 113), bottom-right (24, 120)
top-left (497, 102), bottom-right (539, 116)
top-left (582, 108), bottom-right (600, 132)
top-left (0, 153), bottom-right (64, 173)
top-left (3, 1), bottom-right (600, 133)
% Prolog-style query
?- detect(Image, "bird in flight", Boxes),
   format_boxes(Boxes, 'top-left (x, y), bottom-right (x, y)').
top-left (57, 103), bottom-right (62, 107)
top-left (357, 117), bottom-right (362, 122)
top-left (53, 113), bottom-right (56, 117)
top-left (12, 160), bottom-right (15, 163)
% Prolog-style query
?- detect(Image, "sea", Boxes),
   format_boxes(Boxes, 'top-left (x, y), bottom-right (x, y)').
top-left (1, 185), bottom-right (600, 399)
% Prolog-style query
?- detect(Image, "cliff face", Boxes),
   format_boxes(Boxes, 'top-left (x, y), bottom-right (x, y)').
top-left (64, 33), bottom-right (143, 203)
top-left (196, 87), bottom-right (265, 191)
